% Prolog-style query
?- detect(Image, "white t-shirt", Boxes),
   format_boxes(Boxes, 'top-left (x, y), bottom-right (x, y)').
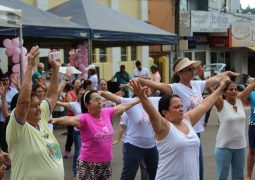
top-left (69, 102), bottom-right (82, 131)
top-left (120, 112), bottom-right (128, 142)
top-left (120, 97), bottom-right (160, 148)
top-left (133, 68), bottom-right (150, 79)
top-left (156, 120), bottom-right (200, 180)
top-left (216, 99), bottom-right (246, 149)
top-left (89, 74), bottom-right (98, 90)
top-left (170, 80), bottom-right (206, 133)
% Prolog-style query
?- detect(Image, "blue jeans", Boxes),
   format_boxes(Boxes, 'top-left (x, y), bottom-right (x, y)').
top-left (120, 143), bottom-right (158, 180)
top-left (197, 133), bottom-right (204, 180)
top-left (215, 147), bottom-right (245, 180)
top-left (72, 130), bottom-right (81, 177)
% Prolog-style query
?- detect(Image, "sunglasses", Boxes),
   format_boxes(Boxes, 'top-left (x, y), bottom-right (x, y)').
top-left (183, 67), bottom-right (195, 72)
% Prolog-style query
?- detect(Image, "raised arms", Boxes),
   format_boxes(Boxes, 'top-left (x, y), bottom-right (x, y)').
top-left (185, 79), bottom-right (228, 126)
top-left (15, 46), bottom-right (40, 124)
top-left (130, 79), bottom-right (169, 140)
top-left (45, 51), bottom-right (61, 112)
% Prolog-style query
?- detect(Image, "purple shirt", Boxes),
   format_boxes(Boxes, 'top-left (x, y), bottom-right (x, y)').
top-left (78, 108), bottom-right (115, 162)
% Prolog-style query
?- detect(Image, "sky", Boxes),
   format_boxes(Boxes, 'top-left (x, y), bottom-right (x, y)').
top-left (240, 0), bottom-right (255, 8)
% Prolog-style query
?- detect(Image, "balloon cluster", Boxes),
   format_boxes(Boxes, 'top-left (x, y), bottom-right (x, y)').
top-left (3, 37), bottom-right (28, 75)
top-left (69, 43), bottom-right (88, 78)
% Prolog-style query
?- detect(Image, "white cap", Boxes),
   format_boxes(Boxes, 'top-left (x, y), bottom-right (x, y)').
top-left (86, 64), bottom-right (96, 70)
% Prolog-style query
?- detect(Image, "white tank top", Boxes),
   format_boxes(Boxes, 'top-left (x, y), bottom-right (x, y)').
top-left (216, 99), bottom-right (246, 149)
top-left (155, 120), bottom-right (200, 180)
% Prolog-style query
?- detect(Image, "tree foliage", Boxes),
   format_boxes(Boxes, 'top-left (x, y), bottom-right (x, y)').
top-left (241, 5), bottom-right (255, 14)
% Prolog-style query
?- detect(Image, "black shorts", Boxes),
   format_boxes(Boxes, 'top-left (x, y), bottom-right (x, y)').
top-left (248, 125), bottom-right (255, 148)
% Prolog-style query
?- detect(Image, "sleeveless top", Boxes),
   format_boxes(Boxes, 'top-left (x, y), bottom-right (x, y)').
top-left (155, 120), bottom-right (200, 180)
top-left (216, 98), bottom-right (246, 149)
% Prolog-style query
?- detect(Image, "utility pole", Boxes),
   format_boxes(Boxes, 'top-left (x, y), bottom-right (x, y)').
top-left (175, 0), bottom-right (180, 58)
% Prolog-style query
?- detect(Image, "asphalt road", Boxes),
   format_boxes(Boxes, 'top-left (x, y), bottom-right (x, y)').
top-left (5, 106), bottom-right (253, 180)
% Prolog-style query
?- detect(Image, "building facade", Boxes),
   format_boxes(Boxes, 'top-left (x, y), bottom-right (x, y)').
top-left (179, 0), bottom-right (255, 81)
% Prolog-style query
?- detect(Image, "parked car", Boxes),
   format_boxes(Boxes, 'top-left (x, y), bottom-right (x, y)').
top-left (203, 63), bottom-right (226, 79)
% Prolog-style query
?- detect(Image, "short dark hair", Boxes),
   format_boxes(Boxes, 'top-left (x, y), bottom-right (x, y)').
top-left (82, 80), bottom-right (92, 89)
top-left (158, 94), bottom-right (180, 117)
top-left (135, 60), bottom-right (141, 67)
top-left (80, 90), bottom-right (98, 113)
top-left (32, 84), bottom-right (44, 93)
top-left (0, 72), bottom-right (10, 79)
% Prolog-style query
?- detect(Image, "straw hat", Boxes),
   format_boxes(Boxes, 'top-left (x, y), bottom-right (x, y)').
top-left (174, 57), bottom-right (201, 73)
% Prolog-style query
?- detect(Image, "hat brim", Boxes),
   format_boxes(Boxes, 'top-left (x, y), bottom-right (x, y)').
top-left (175, 59), bottom-right (201, 73)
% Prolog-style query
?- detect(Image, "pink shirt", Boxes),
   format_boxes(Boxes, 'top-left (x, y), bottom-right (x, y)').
top-left (78, 108), bottom-right (115, 162)
top-left (151, 71), bottom-right (161, 83)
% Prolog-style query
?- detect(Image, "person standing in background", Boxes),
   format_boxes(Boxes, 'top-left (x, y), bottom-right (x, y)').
top-left (150, 64), bottom-right (161, 97)
top-left (0, 73), bottom-right (18, 152)
top-left (111, 65), bottom-right (131, 97)
top-left (32, 62), bottom-right (46, 84)
top-left (133, 60), bottom-right (150, 79)
top-left (87, 64), bottom-right (98, 90)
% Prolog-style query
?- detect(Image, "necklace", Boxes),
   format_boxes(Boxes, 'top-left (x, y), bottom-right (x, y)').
top-left (227, 100), bottom-right (237, 112)
top-left (232, 105), bottom-right (237, 112)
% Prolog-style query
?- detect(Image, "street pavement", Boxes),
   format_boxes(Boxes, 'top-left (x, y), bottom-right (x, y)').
top-left (5, 106), bottom-right (254, 180)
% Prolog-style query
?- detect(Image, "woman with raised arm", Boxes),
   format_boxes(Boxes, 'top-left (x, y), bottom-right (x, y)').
top-left (100, 90), bottom-right (160, 180)
top-left (56, 87), bottom-right (85, 179)
top-left (50, 90), bottom-right (139, 180)
top-left (135, 57), bottom-right (238, 180)
top-left (129, 78), bottom-right (228, 180)
top-left (212, 79), bottom-right (255, 180)
top-left (6, 47), bottom-right (64, 180)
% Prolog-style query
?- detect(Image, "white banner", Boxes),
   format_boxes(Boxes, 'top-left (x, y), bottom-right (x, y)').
top-left (0, 5), bottom-right (22, 27)
top-left (191, 11), bottom-right (229, 32)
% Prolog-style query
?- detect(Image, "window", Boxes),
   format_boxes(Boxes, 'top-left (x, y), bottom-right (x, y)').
top-left (180, 0), bottom-right (187, 10)
top-left (121, 47), bottom-right (127, 61)
top-left (210, 51), bottom-right (230, 64)
top-left (195, 51), bottom-right (206, 65)
top-left (184, 52), bottom-right (192, 60)
top-left (92, 48), bottom-right (96, 63)
top-left (131, 46), bottom-right (137, 61)
top-left (99, 48), bottom-right (106, 62)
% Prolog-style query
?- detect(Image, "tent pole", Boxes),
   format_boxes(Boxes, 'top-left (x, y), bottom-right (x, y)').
top-left (19, 27), bottom-right (23, 83)
top-left (88, 39), bottom-right (93, 64)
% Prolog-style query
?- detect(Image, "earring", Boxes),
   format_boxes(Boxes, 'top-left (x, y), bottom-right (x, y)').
top-left (165, 115), bottom-right (168, 118)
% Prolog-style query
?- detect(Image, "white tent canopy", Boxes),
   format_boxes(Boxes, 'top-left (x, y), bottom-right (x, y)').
top-left (0, 4), bottom-right (21, 27)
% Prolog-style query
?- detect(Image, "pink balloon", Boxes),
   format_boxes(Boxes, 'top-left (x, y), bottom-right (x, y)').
top-left (14, 47), bottom-right (21, 56)
top-left (22, 60), bottom-right (28, 73)
top-left (21, 47), bottom-right (27, 55)
top-left (78, 64), bottom-right (86, 72)
top-left (12, 38), bottom-right (20, 48)
top-left (3, 39), bottom-right (12, 48)
top-left (22, 55), bottom-right (28, 63)
top-left (12, 54), bottom-right (20, 63)
top-left (5, 48), bottom-right (14, 57)
top-left (12, 63), bottom-right (20, 73)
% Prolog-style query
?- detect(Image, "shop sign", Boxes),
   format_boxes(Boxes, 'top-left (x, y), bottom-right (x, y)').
top-left (180, 10), bottom-right (190, 28)
top-left (209, 36), bottom-right (229, 47)
top-left (191, 11), bottom-right (230, 32)
top-left (230, 22), bottom-right (255, 47)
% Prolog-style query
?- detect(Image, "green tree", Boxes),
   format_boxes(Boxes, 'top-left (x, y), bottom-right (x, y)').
top-left (241, 5), bottom-right (255, 14)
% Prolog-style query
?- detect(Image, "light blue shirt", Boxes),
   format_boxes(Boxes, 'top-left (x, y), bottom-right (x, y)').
top-left (0, 87), bottom-right (18, 122)
top-left (248, 91), bottom-right (255, 124)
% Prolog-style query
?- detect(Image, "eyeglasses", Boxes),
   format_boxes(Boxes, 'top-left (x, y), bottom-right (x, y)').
top-left (90, 98), bottom-right (102, 103)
